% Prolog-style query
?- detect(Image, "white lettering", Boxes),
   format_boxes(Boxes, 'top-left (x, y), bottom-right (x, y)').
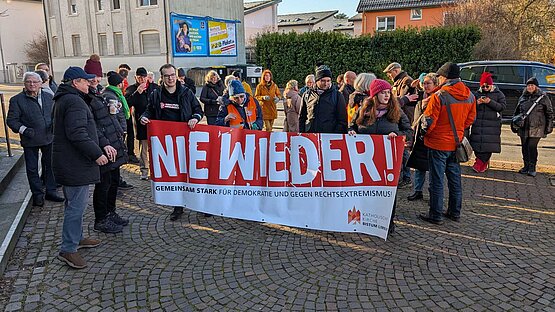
top-left (189, 132), bottom-right (209, 179)
top-left (219, 133), bottom-right (255, 180)
top-left (345, 134), bottom-right (381, 183)
top-left (176, 136), bottom-right (187, 174)
top-left (259, 137), bottom-right (268, 178)
top-left (151, 135), bottom-right (176, 178)
top-left (290, 136), bottom-right (319, 184)
top-left (268, 132), bottom-right (289, 182)
top-left (320, 134), bottom-right (346, 182)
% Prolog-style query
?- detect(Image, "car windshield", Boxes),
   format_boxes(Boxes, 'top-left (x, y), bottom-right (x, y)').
top-left (531, 67), bottom-right (555, 86)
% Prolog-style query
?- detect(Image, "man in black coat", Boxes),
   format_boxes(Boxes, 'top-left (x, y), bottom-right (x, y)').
top-left (7, 72), bottom-right (64, 206)
top-left (126, 67), bottom-right (158, 180)
top-left (140, 63), bottom-right (204, 221)
top-left (52, 67), bottom-right (109, 269)
top-left (299, 65), bottom-right (347, 134)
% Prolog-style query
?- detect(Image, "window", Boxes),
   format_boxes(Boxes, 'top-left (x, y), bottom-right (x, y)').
top-left (68, 0), bottom-right (77, 15)
top-left (140, 31), bottom-right (160, 55)
top-left (51, 36), bottom-right (59, 57)
top-left (98, 34), bottom-right (108, 56)
top-left (377, 16), bottom-right (395, 31)
top-left (112, 0), bottom-right (121, 10)
top-left (114, 33), bottom-right (124, 55)
top-left (530, 66), bottom-right (555, 86)
top-left (485, 66), bottom-right (525, 84)
top-left (139, 0), bottom-right (157, 6)
top-left (411, 9), bottom-right (422, 20)
top-left (460, 66), bottom-right (485, 82)
top-left (96, 0), bottom-right (103, 11)
top-left (71, 35), bottom-right (82, 56)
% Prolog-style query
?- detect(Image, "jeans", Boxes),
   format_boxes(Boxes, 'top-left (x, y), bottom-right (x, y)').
top-left (139, 139), bottom-right (149, 178)
top-left (428, 149), bottom-right (462, 220)
top-left (413, 169), bottom-right (427, 192)
top-left (60, 185), bottom-right (90, 253)
top-left (93, 168), bottom-right (120, 222)
top-left (520, 136), bottom-right (541, 165)
top-left (23, 144), bottom-right (57, 198)
top-left (401, 149), bottom-right (411, 181)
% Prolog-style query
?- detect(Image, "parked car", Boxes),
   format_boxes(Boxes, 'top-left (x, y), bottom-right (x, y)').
top-left (458, 60), bottom-right (555, 119)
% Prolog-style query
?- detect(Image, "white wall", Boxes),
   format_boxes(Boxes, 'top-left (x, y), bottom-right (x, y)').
top-left (244, 6), bottom-right (277, 47)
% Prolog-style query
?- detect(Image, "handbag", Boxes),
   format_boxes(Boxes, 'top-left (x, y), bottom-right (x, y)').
top-left (445, 98), bottom-right (473, 163)
top-left (511, 94), bottom-right (544, 133)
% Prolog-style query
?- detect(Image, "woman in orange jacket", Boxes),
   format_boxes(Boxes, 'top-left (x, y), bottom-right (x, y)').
top-left (255, 69), bottom-right (281, 132)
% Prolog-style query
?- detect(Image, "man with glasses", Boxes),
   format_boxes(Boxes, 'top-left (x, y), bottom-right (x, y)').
top-left (216, 80), bottom-right (263, 130)
top-left (299, 65), bottom-right (347, 134)
top-left (7, 72), bottom-right (64, 206)
top-left (52, 67), bottom-right (109, 269)
top-left (140, 63), bottom-right (203, 221)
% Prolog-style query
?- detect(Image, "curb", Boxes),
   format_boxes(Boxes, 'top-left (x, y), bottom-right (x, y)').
top-left (0, 191), bottom-right (32, 276)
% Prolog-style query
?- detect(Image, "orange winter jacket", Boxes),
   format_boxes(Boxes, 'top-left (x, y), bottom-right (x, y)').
top-left (255, 70), bottom-right (281, 120)
top-left (422, 80), bottom-right (476, 151)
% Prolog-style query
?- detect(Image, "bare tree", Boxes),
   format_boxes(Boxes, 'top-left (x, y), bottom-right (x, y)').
top-left (24, 31), bottom-right (49, 64)
top-left (444, 0), bottom-right (555, 62)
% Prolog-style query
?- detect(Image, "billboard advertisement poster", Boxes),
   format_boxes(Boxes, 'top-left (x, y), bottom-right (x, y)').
top-left (170, 13), bottom-right (208, 57)
top-left (208, 19), bottom-right (238, 56)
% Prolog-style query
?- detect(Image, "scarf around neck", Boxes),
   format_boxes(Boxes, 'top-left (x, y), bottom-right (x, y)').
top-left (105, 85), bottom-right (130, 119)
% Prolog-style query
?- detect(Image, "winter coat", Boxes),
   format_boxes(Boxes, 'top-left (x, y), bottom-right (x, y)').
top-left (514, 88), bottom-right (554, 138)
top-left (339, 83), bottom-right (355, 105)
top-left (422, 79), bottom-right (476, 151)
top-left (255, 70), bottom-right (281, 120)
top-left (125, 82), bottom-right (159, 140)
top-left (347, 92), bottom-right (367, 124)
top-left (85, 89), bottom-right (128, 172)
top-left (51, 83), bottom-right (103, 186)
top-left (469, 87), bottom-right (506, 153)
top-left (283, 89), bottom-right (302, 132)
top-left (142, 82), bottom-right (204, 122)
top-left (200, 81), bottom-right (225, 117)
top-left (299, 87), bottom-right (347, 134)
top-left (6, 90), bottom-right (54, 148)
top-left (348, 108), bottom-right (413, 139)
top-left (215, 94), bottom-right (263, 130)
top-left (392, 71), bottom-right (416, 123)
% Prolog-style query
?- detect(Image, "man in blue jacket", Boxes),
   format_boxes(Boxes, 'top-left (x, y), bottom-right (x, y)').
top-left (7, 72), bottom-right (64, 206)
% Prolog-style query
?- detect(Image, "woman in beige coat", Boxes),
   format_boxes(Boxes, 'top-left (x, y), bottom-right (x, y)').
top-left (255, 69), bottom-right (281, 132)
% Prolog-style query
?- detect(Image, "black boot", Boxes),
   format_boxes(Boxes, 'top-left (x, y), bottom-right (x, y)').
top-left (170, 207), bottom-right (184, 221)
top-left (407, 191), bottom-right (423, 201)
top-left (527, 164), bottom-right (537, 177)
top-left (518, 162), bottom-right (529, 174)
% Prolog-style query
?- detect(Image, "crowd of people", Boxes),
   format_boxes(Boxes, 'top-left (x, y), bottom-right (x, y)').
top-left (5, 56), bottom-right (553, 269)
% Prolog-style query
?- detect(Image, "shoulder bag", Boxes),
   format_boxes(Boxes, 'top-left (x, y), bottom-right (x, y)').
top-left (445, 100), bottom-right (473, 163)
top-left (511, 94), bottom-right (544, 133)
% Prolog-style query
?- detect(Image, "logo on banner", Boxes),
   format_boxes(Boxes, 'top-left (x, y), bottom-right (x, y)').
top-left (348, 207), bottom-right (361, 224)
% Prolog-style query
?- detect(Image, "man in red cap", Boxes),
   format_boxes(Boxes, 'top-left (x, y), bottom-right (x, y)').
top-left (469, 72), bottom-right (506, 172)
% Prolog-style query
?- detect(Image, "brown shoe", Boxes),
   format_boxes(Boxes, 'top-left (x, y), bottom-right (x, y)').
top-left (57, 252), bottom-right (87, 269)
top-left (78, 238), bottom-right (101, 249)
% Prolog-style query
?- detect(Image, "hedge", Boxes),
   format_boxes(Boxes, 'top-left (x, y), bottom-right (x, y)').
top-left (254, 26), bottom-right (481, 86)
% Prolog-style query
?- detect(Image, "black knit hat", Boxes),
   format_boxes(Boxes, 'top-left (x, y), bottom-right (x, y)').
top-left (436, 62), bottom-right (460, 79)
top-left (315, 65), bottom-right (332, 81)
top-left (526, 77), bottom-right (539, 87)
top-left (107, 71), bottom-right (123, 86)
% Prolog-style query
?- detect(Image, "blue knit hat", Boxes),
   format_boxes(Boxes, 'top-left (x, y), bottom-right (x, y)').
top-left (418, 73), bottom-right (427, 84)
top-left (229, 80), bottom-right (246, 96)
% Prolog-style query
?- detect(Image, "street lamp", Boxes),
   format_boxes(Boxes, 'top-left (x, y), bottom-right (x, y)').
top-left (0, 9), bottom-right (8, 83)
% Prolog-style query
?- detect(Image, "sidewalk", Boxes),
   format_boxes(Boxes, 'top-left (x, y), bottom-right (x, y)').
top-left (0, 157), bottom-right (555, 311)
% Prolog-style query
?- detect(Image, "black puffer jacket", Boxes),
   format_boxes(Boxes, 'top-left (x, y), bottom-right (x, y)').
top-left (469, 87), bottom-right (506, 153)
top-left (85, 88), bottom-right (128, 172)
top-left (52, 84), bottom-right (103, 186)
top-left (125, 82), bottom-right (159, 140)
top-left (514, 88), bottom-right (554, 138)
top-left (6, 90), bottom-right (54, 148)
top-left (200, 81), bottom-right (224, 117)
top-left (299, 87), bottom-right (347, 133)
top-left (348, 108), bottom-right (413, 139)
top-left (142, 82), bottom-right (204, 122)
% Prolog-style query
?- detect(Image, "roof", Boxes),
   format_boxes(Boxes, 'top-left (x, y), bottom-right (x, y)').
top-left (333, 19), bottom-right (354, 31)
top-left (277, 10), bottom-right (338, 27)
top-left (244, 0), bottom-right (282, 15)
top-left (357, 0), bottom-right (457, 12)
top-left (348, 13), bottom-right (362, 21)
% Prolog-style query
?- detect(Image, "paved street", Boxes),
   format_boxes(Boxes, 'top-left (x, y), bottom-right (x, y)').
top-left (1, 159), bottom-right (555, 311)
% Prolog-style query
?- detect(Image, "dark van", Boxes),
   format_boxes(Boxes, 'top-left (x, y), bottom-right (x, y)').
top-left (458, 60), bottom-right (555, 119)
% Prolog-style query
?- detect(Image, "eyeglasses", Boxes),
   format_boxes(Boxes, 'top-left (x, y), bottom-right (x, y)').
top-left (233, 94), bottom-right (245, 99)
top-left (162, 73), bottom-right (176, 79)
top-left (25, 81), bottom-right (42, 84)
top-left (481, 84), bottom-right (491, 88)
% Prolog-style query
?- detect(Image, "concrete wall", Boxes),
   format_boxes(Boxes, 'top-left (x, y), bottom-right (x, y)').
top-left (362, 7), bottom-right (446, 34)
top-left (0, 0), bottom-right (45, 82)
top-left (244, 5), bottom-right (277, 47)
top-left (353, 20), bottom-right (362, 36)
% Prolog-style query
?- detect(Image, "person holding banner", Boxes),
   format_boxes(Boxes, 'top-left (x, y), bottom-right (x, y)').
top-left (348, 79), bottom-right (413, 233)
top-left (140, 64), bottom-right (204, 221)
top-left (255, 69), bottom-right (281, 132)
top-left (216, 80), bottom-right (263, 130)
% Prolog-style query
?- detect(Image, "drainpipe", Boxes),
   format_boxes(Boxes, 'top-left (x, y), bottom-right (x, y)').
top-left (163, 0), bottom-right (170, 64)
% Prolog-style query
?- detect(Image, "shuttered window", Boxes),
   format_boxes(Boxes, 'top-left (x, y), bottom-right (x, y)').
top-left (140, 31), bottom-right (160, 55)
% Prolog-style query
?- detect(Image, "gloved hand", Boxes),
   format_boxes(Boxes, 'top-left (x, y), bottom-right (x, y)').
top-left (23, 128), bottom-right (35, 138)
top-left (273, 97), bottom-right (280, 103)
top-left (263, 95), bottom-right (271, 101)
top-left (251, 123), bottom-right (260, 130)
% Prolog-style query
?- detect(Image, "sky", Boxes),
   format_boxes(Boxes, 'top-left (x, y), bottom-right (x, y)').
top-left (247, 0), bottom-right (360, 18)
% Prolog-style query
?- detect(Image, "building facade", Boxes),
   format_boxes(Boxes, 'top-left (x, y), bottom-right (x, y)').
top-left (0, 0), bottom-right (44, 83)
top-left (244, 0), bottom-right (281, 47)
top-left (44, 0), bottom-right (246, 81)
top-left (277, 10), bottom-right (338, 34)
